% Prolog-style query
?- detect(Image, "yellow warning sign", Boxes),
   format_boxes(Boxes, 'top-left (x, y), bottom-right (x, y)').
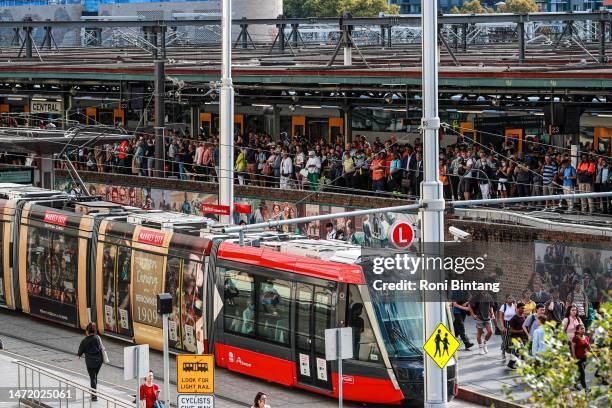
top-left (176, 354), bottom-right (214, 394)
top-left (423, 323), bottom-right (460, 369)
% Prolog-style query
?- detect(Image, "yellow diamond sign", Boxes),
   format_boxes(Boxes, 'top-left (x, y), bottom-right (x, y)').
top-left (423, 323), bottom-right (460, 369)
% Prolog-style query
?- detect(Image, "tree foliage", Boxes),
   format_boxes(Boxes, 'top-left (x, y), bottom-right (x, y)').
top-left (283, 0), bottom-right (399, 18)
top-left (497, 0), bottom-right (540, 13)
top-left (450, 0), bottom-right (489, 14)
top-left (503, 303), bottom-right (611, 408)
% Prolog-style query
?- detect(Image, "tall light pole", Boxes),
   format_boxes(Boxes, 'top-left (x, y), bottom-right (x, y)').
top-left (219, 0), bottom-right (235, 224)
top-left (420, 1), bottom-right (447, 407)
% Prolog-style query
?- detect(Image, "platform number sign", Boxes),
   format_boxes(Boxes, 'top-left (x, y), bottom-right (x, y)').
top-left (389, 221), bottom-right (414, 249)
top-left (177, 354), bottom-right (214, 394)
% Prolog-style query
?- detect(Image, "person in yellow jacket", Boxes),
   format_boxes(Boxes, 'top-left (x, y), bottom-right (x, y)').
top-left (235, 148), bottom-right (247, 185)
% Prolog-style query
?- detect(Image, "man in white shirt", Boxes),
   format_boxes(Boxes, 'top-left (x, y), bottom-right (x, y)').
top-left (280, 150), bottom-right (293, 190)
top-left (306, 151), bottom-right (321, 191)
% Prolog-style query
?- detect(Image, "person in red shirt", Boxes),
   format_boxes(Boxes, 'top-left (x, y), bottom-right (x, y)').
top-left (571, 324), bottom-right (591, 389)
top-left (140, 371), bottom-right (160, 408)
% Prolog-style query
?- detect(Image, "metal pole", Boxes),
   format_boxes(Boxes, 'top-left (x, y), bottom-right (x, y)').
top-left (337, 332), bottom-right (343, 408)
top-left (223, 203), bottom-right (422, 233)
top-left (451, 191), bottom-right (612, 208)
top-left (599, 21), bottom-right (606, 64)
top-left (343, 30), bottom-right (352, 66)
top-left (421, 1), bottom-right (446, 407)
top-left (162, 314), bottom-right (170, 408)
top-left (219, 0), bottom-right (235, 225)
top-left (154, 59), bottom-right (165, 177)
top-left (518, 21), bottom-right (525, 63)
top-left (134, 350), bottom-right (139, 408)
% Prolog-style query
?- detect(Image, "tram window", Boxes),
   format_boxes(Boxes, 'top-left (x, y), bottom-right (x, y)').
top-left (313, 286), bottom-right (333, 354)
top-left (26, 227), bottom-right (78, 306)
top-left (257, 278), bottom-right (291, 345)
top-left (347, 285), bottom-right (382, 364)
top-left (223, 269), bottom-right (255, 336)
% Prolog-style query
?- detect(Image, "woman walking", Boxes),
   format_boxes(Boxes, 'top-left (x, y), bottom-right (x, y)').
top-left (562, 305), bottom-right (583, 343)
top-left (571, 324), bottom-right (591, 390)
top-left (77, 322), bottom-right (109, 401)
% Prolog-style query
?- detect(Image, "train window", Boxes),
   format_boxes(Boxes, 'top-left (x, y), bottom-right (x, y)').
top-left (223, 269), bottom-right (255, 336)
top-left (182, 256), bottom-right (204, 353)
top-left (26, 227), bottom-right (78, 307)
top-left (257, 278), bottom-right (291, 345)
top-left (347, 285), bottom-right (382, 364)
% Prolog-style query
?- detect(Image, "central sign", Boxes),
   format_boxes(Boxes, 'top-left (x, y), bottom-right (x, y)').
top-left (176, 354), bottom-right (215, 394)
top-left (30, 100), bottom-right (63, 114)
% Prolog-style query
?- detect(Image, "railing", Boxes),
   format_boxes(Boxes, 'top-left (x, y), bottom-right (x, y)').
top-left (13, 359), bottom-right (133, 408)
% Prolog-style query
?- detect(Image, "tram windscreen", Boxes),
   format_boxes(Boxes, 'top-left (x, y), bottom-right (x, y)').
top-left (368, 288), bottom-right (423, 358)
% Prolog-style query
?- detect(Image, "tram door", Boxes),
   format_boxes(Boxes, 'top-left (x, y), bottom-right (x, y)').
top-left (295, 283), bottom-right (335, 391)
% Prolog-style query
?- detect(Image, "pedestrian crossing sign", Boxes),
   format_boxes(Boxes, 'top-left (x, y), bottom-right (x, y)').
top-left (423, 323), bottom-right (460, 369)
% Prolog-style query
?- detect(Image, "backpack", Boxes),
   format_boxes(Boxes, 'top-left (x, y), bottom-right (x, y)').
top-left (526, 314), bottom-right (536, 334)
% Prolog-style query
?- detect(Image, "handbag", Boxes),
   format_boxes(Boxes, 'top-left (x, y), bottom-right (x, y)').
top-left (299, 168), bottom-right (309, 178)
top-left (96, 335), bottom-right (110, 364)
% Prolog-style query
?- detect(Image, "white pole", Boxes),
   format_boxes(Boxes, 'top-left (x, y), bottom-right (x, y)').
top-left (162, 314), bottom-right (170, 408)
top-left (134, 350), bottom-right (140, 408)
top-left (337, 331), bottom-right (343, 408)
top-left (421, 1), bottom-right (447, 407)
top-left (219, 0), bottom-right (234, 224)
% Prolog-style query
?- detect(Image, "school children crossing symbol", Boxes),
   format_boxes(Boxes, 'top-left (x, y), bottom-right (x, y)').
top-left (423, 323), bottom-right (460, 369)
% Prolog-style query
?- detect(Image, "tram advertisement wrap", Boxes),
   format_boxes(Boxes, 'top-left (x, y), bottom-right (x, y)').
top-left (133, 250), bottom-right (165, 329)
top-left (22, 205), bottom-right (82, 327)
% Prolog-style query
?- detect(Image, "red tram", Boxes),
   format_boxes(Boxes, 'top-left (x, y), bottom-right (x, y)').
top-left (0, 184), bottom-right (457, 405)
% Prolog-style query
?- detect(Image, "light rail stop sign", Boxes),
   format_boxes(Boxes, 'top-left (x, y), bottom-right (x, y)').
top-left (423, 323), bottom-right (460, 369)
top-left (177, 354), bottom-right (215, 394)
top-left (389, 221), bottom-right (414, 249)
top-left (177, 394), bottom-right (214, 408)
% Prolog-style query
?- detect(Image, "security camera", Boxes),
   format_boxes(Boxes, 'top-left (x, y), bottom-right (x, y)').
top-left (449, 226), bottom-right (470, 241)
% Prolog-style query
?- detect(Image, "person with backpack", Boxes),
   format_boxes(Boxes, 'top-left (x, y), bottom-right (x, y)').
top-left (545, 288), bottom-right (565, 324)
top-left (77, 322), bottom-right (110, 401)
top-left (523, 303), bottom-right (546, 344)
top-left (497, 295), bottom-right (517, 361)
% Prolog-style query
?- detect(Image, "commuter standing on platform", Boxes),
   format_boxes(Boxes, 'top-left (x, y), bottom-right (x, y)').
top-left (251, 392), bottom-right (271, 408)
top-left (77, 322), bottom-right (108, 401)
top-left (140, 371), bottom-right (161, 408)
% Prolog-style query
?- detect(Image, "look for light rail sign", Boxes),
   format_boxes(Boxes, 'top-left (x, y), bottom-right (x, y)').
top-left (423, 323), bottom-right (460, 369)
top-left (177, 354), bottom-right (215, 394)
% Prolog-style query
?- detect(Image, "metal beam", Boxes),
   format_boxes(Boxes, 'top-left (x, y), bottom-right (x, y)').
top-left (0, 11), bottom-right (609, 30)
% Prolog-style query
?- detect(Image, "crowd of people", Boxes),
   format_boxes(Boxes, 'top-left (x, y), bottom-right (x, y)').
top-left (39, 124), bottom-right (611, 210)
top-left (452, 271), bottom-right (602, 389)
